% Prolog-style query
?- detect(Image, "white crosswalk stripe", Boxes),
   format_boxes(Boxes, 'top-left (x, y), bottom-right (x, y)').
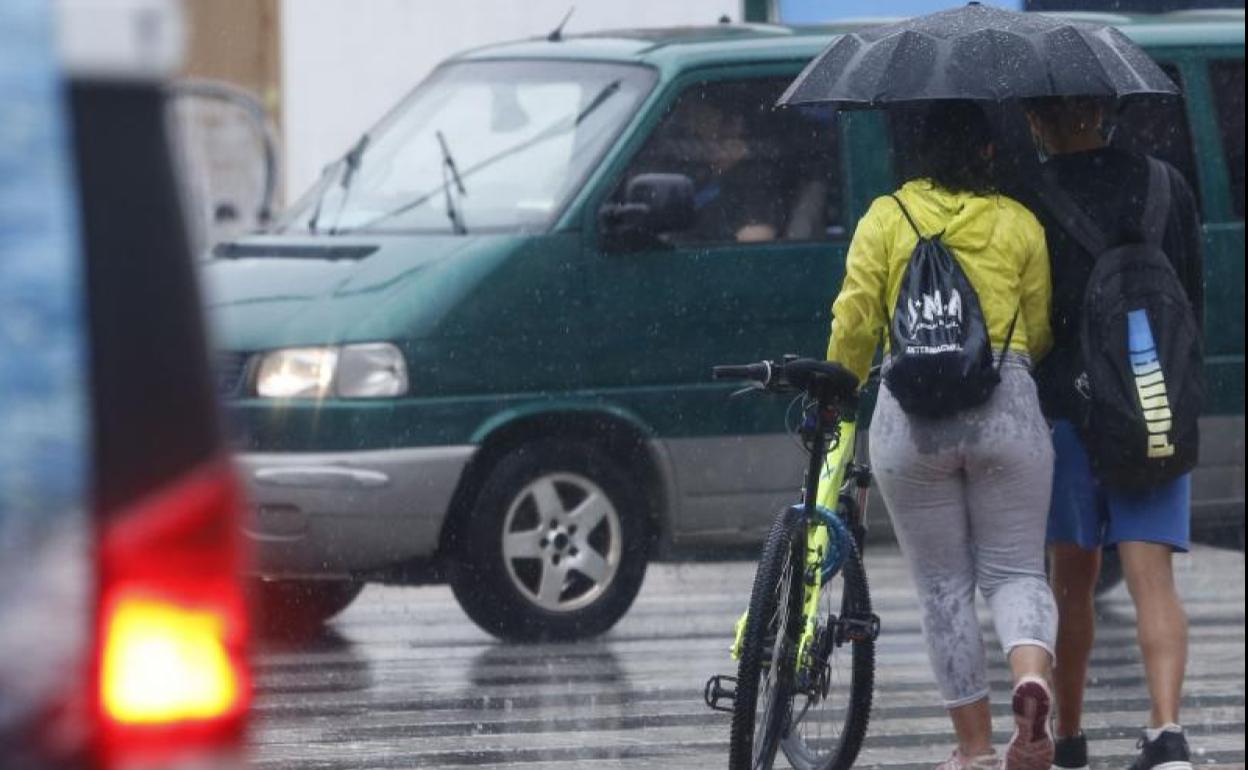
top-left (249, 545), bottom-right (1245, 769)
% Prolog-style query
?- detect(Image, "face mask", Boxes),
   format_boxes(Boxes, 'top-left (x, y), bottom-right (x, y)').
top-left (1025, 122), bottom-right (1050, 163)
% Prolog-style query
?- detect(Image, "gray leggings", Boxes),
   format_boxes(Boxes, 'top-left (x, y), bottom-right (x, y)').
top-left (870, 357), bottom-right (1057, 708)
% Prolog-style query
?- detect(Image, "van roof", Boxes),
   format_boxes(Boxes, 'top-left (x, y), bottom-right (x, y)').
top-left (454, 11), bottom-right (1245, 70)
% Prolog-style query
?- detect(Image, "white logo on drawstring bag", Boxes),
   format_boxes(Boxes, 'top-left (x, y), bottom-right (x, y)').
top-left (905, 288), bottom-right (963, 336)
top-left (904, 288), bottom-right (965, 356)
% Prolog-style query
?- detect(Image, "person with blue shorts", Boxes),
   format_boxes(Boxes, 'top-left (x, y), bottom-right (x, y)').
top-left (1024, 98), bottom-right (1205, 770)
top-left (1048, 421), bottom-right (1192, 556)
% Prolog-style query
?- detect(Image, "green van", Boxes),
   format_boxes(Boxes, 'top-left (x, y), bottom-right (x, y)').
top-left (206, 13), bottom-right (1245, 639)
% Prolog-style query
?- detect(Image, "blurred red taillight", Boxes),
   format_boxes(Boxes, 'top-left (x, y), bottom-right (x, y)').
top-left (94, 460), bottom-right (250, 767)
top-left (101, 595), bottom-right (241, 725)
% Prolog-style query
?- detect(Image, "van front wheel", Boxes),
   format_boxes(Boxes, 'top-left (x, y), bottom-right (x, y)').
top-left (449, 439), bottom-right (650, 641)
top-left (249, 579), bottom-right (363, 635)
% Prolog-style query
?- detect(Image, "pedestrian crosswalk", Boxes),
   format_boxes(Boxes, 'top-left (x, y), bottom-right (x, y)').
top-left (248, 545), bottom-right (1245, 769)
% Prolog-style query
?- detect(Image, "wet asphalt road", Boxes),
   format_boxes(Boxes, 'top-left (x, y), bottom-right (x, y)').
top-left (248, 544), bottom-right (1245, 770)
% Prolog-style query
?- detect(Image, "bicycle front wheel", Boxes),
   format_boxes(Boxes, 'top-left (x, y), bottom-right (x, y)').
top-left (780, 539), bottom-right (875, 770)
top-left (729, 505), bottom-right (805, 770)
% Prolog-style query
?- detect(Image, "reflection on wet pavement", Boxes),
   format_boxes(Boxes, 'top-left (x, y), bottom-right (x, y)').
top-left (249, 545), bottom-right (1245, 769)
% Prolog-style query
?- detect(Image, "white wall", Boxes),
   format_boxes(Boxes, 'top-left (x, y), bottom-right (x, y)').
top-left (280, 0), bottom-right (739, 198)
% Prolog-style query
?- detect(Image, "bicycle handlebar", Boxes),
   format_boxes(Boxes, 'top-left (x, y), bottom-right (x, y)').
top-left (712, 357), bottom-right (864, 410)
top-left (711, 362), bottom-right (773, 383)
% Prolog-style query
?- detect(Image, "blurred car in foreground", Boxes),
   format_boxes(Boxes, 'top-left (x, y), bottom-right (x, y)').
top-left (206, 13), bottom-right (1244, 640)
top-left (0, 1), bottom-right (250, 767)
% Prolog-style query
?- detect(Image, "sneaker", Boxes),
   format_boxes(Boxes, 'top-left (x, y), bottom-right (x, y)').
top-left (1128, 726), bottom-right (1192, 770)
top-left (1005, 677), bottom-right (1055, 770)
top-left (936, 749), bottom-right (1001, 770)
top-left (1052, 732), bottom-right (1089, 770)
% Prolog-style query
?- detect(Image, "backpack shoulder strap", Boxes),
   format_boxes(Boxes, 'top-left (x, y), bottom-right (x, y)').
top-left (890, 194), bottom-right (924, 239)
top-left (1141, 157), bottom-right (1173, 246)
top-left (1035, 166), bottom-right (1110, 257)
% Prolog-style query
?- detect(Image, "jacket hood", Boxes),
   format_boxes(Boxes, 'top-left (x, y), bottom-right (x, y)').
top-left (893, 180), bottom-right (1008, 255)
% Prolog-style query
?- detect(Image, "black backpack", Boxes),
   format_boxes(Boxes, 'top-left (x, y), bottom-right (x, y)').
top-left (885, 195), bottom-right (1017, 419)
top-left (1040, 157), bottom-right (1203, 491)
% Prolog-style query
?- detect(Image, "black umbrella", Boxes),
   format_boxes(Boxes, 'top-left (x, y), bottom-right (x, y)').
top-left (778, 3), bottom-right (1178, 108)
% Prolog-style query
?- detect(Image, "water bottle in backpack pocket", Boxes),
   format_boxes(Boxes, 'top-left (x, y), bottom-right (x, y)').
top-left (885, 195), bottom-right (1018, 419)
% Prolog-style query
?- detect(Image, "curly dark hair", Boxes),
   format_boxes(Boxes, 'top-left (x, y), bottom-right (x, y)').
top-left (911, 101), bottom-right (997, 196)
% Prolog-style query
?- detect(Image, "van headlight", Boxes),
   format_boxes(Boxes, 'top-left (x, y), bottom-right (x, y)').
top-left (335, 343), bottom-right (409, 398)
top-left (255, 347), bottom-right (338, 399)
top-left (254, 343), bottom-right (408, 399)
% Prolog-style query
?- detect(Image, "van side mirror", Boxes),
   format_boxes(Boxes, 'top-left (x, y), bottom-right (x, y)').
top-left (168, 78), bottom-right (280, 251)
top-left (599, 173), bottom-right (695, 250)
top-left (214, 201), bottom-right (239, 224)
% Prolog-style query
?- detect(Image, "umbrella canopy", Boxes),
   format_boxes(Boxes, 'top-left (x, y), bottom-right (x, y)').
top-left (779, 3), bottom-right (1179, 108)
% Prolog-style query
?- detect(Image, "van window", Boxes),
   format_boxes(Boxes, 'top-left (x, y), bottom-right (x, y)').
top-left (1110, 64), bottom-right (1203, 213)
top-left (613, 77), bottom-right (844, 245)
top-left (282, 60), bottom-right (656, 235)
top-left (1210, 59), bottom-right (1245, 220)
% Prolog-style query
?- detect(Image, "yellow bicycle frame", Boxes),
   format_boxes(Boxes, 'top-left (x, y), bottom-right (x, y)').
top-left (797, 418), bottom-right (858, 668)
top-left (731, 418), bottom-right (858, 666)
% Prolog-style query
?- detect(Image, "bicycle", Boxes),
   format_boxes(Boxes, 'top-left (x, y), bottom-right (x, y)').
top-left (704, 357), bottom-right (880, 770)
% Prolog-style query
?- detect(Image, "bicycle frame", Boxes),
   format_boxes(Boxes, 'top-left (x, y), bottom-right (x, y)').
top-left (794, 410), bottom-right (863, 673)
top-left (728, 408), bottom-right (868, 664)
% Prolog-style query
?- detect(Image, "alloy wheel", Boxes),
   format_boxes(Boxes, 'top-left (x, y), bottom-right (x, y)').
top-left (500, 472), bottom-right (623, 613)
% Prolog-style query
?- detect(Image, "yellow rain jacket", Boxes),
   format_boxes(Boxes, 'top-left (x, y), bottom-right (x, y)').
top-left (826, 180), bottom-right (1053, 384)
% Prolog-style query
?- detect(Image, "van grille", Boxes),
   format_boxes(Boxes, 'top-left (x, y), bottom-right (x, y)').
top-left (215, 352), bottom-right (251, 398)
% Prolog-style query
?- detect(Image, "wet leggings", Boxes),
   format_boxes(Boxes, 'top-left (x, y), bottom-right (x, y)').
top-left (870, 358), bottom-right (1058, 708)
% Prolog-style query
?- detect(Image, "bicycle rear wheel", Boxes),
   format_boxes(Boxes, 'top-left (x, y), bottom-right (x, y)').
top-left (729, 506), bottom-right (805, 770)
top-left (780, 539), bottom-right (874, 770)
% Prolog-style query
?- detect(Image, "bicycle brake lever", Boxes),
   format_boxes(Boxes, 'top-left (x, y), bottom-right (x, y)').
top-left (730, 383), bottom-right (765, 398)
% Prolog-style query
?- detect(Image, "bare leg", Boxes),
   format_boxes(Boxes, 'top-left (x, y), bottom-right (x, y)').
top-left (949, 697), bottom-right (995, 758)
top-left (1009, 643), bottom-right (1052, 683)
top-left (1118, 541), bottom-right (1187, 727)
top-left (1048, 543), bottom-right (1100, 738)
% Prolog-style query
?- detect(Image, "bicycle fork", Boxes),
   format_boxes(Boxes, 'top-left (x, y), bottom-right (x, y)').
top-left (795, 519), bottom-right (829, 680)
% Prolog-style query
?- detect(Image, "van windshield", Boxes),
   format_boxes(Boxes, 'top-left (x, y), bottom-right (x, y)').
top-left (285, 60), bottom-right (656, 235)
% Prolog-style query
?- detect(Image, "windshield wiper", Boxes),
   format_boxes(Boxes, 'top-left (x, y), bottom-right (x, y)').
top-left (574, 79), bottom-right (620, 125)
top-left (437, 130), bottom-right (468, 235)
top-left (338, 80), bottom-right (622, 235)
top-left (327, 134), bottom-right (371, 235)
top-left (305, 161), bottom-right (338, 234)
top-left (307, 133), bottom-right (369, 234)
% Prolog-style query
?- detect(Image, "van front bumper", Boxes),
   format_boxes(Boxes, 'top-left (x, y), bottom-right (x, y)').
top-left (234, 445), bottom-right (475, 578)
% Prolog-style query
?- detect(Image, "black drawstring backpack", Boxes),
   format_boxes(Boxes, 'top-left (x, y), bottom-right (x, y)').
top-left (885, 195), bottom-right (1018, 418)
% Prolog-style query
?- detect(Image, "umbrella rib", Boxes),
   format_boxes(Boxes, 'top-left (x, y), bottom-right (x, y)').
top-left (1101, 26), bottom-right (1160, 93)
top-left (987, 29), bottom-right (1009, 101)
top-left (1056, 26), bottom-right (1121, 97)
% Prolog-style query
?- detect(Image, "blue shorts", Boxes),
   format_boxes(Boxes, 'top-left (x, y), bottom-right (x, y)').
top-left (1047, 420), bottom-right (1191, 552)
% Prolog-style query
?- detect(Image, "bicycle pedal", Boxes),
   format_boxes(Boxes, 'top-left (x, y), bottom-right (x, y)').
top-left (841, 613), bottom-right (881, 643)
top-left (703, 675), bottom-right (738, 713)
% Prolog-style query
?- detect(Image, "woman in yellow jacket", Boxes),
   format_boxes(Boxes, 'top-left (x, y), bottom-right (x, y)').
top-left (827, 102), bottom-right (1057, 770)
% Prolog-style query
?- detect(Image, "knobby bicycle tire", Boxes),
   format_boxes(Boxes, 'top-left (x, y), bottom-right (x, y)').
top-left (729, 505), bottom-right (805, 770)
top-left (728, 505), bottom-right (876, 770)
top-left (780, 536), bottom-right (874, 770)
